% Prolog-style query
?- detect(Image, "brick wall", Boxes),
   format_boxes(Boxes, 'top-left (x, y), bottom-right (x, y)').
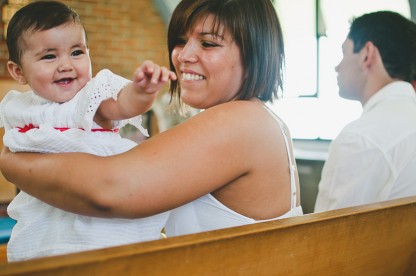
top-left (0, 0), bottom-right (170, 203)
top-left (0, 0), bottom-right (169, 79)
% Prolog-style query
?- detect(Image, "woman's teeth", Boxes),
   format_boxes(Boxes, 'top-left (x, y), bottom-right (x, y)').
top-left (182, 73), bottom-right (204, 81)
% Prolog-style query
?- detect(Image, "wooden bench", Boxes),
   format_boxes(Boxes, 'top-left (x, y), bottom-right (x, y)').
top-left (0, 196), bottom-right (415, 275)
top-left (0, 244), bottom-right (6, 264)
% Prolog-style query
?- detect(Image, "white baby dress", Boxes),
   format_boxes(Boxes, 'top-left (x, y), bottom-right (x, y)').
top-left (0, 69), bottom-right (169, 261)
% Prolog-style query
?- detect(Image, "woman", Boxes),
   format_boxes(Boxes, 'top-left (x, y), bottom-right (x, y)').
top-left (2, 1), bottom-right (175, 261)
top-left (0, 0), bottom-right (303, 237)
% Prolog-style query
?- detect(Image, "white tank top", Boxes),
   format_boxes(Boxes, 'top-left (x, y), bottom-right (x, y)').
top-left (164, 105), bottom-right (303, 236)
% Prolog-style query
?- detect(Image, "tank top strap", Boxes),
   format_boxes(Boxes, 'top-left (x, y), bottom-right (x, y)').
top-left (263, 104), bottom-right (297, 209)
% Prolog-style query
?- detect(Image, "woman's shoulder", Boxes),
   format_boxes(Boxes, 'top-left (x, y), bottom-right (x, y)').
top-left (181, 100), bottom-right (279, 143)
top-left (205, 100), bottom-right (279, 128)
top-left (212, 99), bottom-right (264, 110)
top-left (200, 100), bottom-right (268, 121)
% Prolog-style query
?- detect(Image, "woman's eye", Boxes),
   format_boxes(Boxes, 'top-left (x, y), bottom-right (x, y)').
top-left (202, 41), bottom-right (218, 48)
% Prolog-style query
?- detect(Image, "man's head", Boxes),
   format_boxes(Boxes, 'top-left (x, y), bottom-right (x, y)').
top-left (335, 11), bottom-right (416, 103)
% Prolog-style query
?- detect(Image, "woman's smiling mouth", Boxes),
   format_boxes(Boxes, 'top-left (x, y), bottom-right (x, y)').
top-left (182, 73), bottom-right (205, 81)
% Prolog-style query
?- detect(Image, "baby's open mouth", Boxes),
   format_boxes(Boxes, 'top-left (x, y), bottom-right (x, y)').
top-left (55, 78), bottom-right (74, 85)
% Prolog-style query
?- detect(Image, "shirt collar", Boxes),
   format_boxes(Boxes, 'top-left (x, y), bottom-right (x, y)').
top-left (363, 81), bottom-right (416, 113)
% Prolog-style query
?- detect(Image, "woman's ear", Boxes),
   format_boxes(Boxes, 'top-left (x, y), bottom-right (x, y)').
top-left (7, 61), bottom-right (27, 85)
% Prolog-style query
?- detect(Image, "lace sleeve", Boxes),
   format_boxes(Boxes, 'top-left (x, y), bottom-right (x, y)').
top-left (76, 69), bottom-right (148, 136)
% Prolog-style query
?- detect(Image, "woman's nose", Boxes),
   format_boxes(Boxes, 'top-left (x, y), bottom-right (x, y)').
top-left (177, 41), bottom-right (198, 63)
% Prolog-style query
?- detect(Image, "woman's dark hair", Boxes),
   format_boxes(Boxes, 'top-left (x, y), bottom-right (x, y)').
top-left (167, 0), bottom-right (284, 105)
top-left (348, 11), bottom-right (416, 82)
top-left (7, 0), bottom-right (84, 65)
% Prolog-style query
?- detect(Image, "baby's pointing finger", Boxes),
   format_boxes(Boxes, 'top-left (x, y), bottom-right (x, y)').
top-left (160, 67), bottom-right (171, 82)
top-left (141, 60), bottom-right (156, 74)
top-left (150, 65), bottom-right (162, 83)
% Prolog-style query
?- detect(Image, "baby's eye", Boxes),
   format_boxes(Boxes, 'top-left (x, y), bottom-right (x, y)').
top-left (71, 50), bottom-right (84, 56)
top-left (41, 54), bottom-right (56, 60)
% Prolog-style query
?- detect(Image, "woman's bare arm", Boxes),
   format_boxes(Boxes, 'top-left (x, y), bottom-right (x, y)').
top-left (0, 101), bottom-right (263, 218)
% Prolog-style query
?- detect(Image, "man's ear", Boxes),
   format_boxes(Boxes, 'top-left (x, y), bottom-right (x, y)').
top-left (361, 41), bottom-right (378, 68)
top-left (7, 61), bottom-right (27, 84)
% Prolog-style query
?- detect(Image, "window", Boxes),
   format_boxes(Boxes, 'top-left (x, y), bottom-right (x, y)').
top-left (272, 0), bottom-right (411, 140)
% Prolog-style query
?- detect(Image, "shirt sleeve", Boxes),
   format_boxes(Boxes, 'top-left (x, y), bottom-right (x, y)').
top-left (314, 131), bottom-right (393, 212)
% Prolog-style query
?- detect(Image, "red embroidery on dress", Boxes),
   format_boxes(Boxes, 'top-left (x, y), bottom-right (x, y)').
top-left (17, 124), bottom-right (118, 133)
top-left (17, 124), bottom-right (36, 133)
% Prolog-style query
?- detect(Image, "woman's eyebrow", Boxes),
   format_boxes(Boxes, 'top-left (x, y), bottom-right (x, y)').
top-left (198, 32), bottom-right (225, 40)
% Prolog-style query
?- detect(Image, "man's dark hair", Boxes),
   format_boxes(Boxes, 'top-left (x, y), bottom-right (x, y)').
top-left (348, 11), bottom-right (416, 81)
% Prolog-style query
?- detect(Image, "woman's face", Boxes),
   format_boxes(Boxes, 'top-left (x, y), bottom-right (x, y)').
top-left (171, 15), bottom-right (244, 109)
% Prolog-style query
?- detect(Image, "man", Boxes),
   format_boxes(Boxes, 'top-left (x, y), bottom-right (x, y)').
top-left (314, 11), bottom-right (416, 212)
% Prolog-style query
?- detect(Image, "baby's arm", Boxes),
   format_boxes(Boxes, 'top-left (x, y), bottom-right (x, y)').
top-left (94, 60), bottom-right (176, 127)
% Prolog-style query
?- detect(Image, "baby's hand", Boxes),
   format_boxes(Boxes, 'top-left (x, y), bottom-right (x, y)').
top-left (133, 60), bottom-right (177, 94)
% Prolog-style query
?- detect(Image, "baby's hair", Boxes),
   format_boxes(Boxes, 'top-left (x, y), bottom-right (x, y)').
top-left (7, 0), bottom-right (85, 65)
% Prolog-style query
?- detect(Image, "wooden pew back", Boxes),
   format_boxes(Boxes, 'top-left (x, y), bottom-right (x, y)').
top-left (0, 196), bottom-right (415, 275)
top-left (0, 245), bottom-right (6, 264)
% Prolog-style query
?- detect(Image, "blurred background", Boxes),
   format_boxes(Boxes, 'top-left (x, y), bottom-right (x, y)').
top-left (0, 0), bottom-right (414, 219)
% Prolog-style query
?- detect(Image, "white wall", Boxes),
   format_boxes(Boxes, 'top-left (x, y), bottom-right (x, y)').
top-left (153, 0), bottom-right (180, 25)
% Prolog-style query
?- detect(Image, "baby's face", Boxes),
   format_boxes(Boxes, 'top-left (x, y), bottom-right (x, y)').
top-left (18, 22), bottom-right (92, 103)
